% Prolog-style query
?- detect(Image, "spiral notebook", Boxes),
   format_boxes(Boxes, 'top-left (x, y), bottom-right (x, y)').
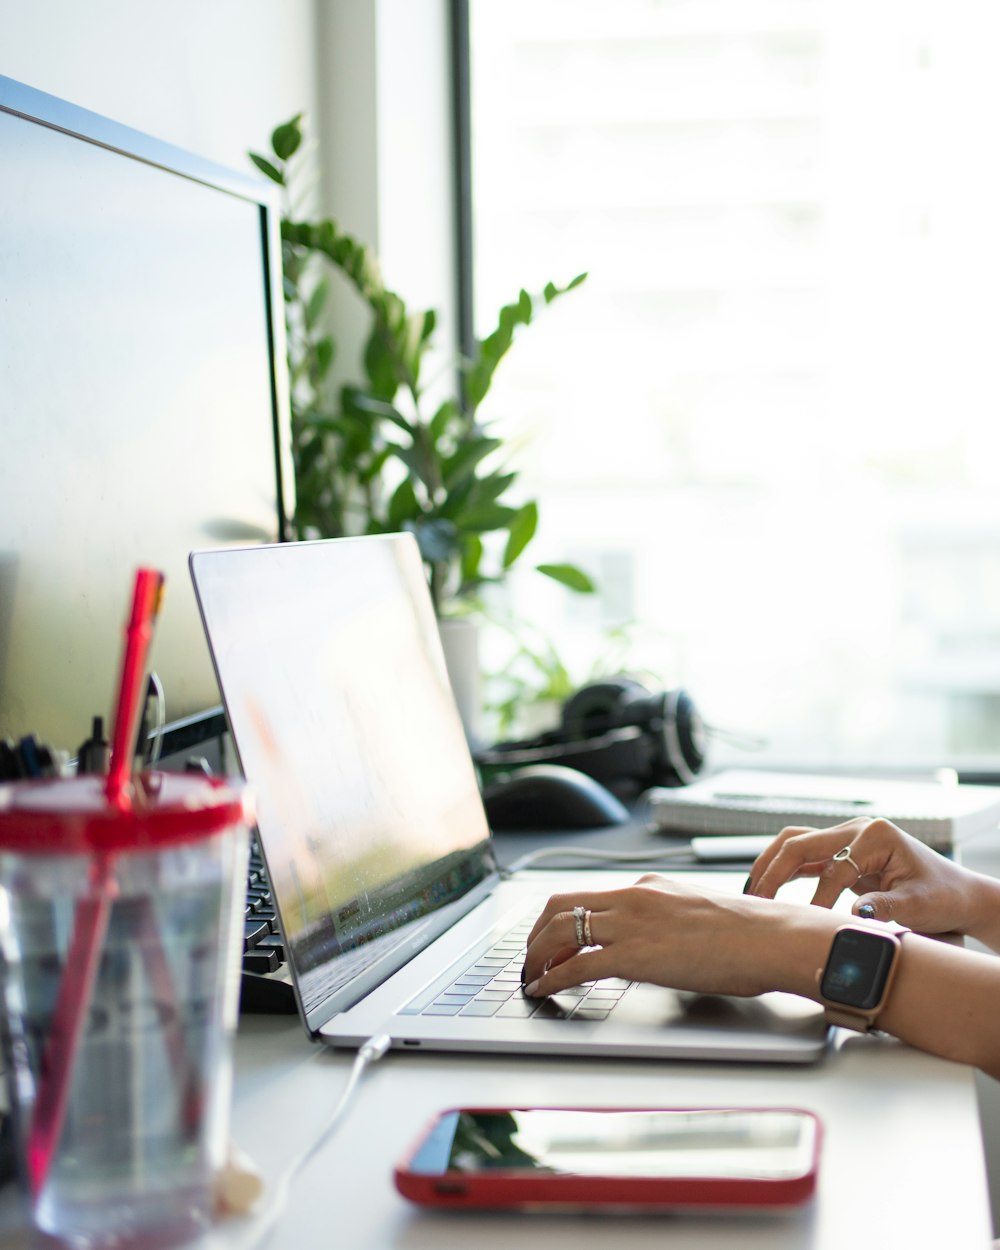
top-left (646, 769), bottom-right (1000, 850)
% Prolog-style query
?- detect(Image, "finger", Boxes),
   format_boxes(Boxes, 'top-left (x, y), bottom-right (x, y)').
top-left (852, 891), bottom-right (894, 922)
top-left (774, 860), bottom-right (828, 882)
top-left (528, 942), bottom-right (580, 981)
top-left (745, 825), bottom-right (816, 894)
top-left (523, 910), bottom-right (580, 974)
top-left (806, 819), bottom-right (904, 908)
top-left (525, 891), bottom-right (617, 947)
top-left (525, 896), bottom-right (572, 948)
top-left (809, 848), bottom-right (866, 909)
top-left (752, 820), bottom-right (870, 898)
top-left (523, 946), bottom-right (617, 997)
top-left (523, 905), bottom-right (617, 983)
top-left (852, 872), bottom-right (881, 898)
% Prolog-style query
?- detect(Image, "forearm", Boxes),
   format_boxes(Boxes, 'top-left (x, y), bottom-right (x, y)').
top-left (875, 936), bottom-right (1000, 1077)
top-left (765, 906), bottom-right (1000, 1079)
top-left (962, 869), bottom-right (1000, 953)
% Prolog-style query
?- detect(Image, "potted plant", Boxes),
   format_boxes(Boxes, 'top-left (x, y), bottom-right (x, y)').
top-left (250, 115), bottom-right (594, 617)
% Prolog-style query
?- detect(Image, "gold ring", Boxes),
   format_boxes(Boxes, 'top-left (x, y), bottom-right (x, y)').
top-left (572, 905), bottom-right (586, 947)
top-left (832, 845), bottom-right (862, 877)
top-left (583, 909), bottom-right (594, 946)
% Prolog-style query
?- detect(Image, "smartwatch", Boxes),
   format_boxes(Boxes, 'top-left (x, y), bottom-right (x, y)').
top-left (817, 922), bottom-right (909, 1032)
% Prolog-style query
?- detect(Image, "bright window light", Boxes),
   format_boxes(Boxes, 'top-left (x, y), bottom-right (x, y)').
top-left (468, 0), bottom-right (1000, 772)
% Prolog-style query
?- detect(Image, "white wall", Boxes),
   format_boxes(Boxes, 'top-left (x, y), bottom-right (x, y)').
top-left (0, 0), bottom-right (319, 173)
top-left (0, 0), bottom-right (459, 417)
top-left (314, 0), bottom-right (458, 394)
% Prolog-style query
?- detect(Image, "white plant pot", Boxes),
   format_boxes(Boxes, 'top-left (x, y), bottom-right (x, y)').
top-left (437, 617), bottom-right (483, 750)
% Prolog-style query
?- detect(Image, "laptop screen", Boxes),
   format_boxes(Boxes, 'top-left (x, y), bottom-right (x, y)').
top-left (190, 535), bottom-right (497, 1026)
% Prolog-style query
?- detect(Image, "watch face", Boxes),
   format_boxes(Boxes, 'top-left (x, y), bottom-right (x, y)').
top-left (820, 928), bottom-right (897, 1011)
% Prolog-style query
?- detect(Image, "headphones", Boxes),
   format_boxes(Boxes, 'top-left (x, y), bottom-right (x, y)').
top-left (477, 677), bottom-right (707, 798)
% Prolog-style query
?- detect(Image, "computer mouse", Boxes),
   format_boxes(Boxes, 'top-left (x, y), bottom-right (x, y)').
top-left (482, 764), bottom-right (630, 831)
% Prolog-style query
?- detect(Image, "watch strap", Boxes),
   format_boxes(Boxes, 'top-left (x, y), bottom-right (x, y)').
top-left (825, 1004), bottom-right (882, 1032)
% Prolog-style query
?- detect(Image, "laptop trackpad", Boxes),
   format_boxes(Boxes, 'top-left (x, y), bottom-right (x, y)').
top-left (545, 984), bottom-right (826, 1038)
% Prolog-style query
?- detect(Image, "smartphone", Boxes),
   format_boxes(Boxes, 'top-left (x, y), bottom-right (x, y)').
top-left (394, 1106), bottom-right (821, 1212)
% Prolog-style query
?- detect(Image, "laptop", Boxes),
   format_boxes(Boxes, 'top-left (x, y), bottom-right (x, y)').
top-left (189, 533), bottom-right (829, 1063)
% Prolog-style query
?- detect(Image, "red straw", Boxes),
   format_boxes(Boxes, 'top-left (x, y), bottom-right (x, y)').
top-left (26, 856), bottom-right (116, 1194)
top-left (106, 569), bottom-right (165, 808)
top-left (27, 568), bottom-right (165, 1197)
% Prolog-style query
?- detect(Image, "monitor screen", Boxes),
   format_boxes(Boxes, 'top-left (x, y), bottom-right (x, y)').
top-left (0, 76), bottom-right (293, 764)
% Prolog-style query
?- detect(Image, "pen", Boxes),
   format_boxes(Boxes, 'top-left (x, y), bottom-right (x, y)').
top-left (711, 793), bottom-right (873, 808)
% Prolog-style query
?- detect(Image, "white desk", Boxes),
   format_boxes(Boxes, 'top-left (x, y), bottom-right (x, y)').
top-left (215, 817), bottom-right (996, 1247)
top-left (218, 1013), bottom-right (991, 1250)
top-left (0, 862), bottom-right (991, 1249)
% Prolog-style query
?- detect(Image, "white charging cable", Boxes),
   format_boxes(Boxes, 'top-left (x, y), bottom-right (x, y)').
top-left (503, 843), bottom-right (696, 875)
top-left (235, 1032), bottom-right (393, 1248)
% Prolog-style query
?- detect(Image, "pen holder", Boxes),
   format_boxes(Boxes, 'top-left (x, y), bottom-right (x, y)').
top-left (0, 772), bottom-right (251, 1248)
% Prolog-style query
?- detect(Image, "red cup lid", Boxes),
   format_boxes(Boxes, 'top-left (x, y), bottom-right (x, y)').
top-left (0, 773), bottom-right (253, 854)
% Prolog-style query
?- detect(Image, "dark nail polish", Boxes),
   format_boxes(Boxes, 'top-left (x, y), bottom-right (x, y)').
top-left (520, 962), bottom-right (527, 984)
top-left (742, 875), bottom-right (754, 895)
top-left (857, 903), bottom-right (876, 920)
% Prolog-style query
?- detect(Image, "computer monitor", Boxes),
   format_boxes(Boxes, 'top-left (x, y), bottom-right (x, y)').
top-left (0, 75), bottom-right (294, 767)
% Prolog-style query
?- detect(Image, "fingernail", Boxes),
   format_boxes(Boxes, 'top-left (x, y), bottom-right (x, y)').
top-left (520, 962), bottom-right (526, 984)
top-left (857, 903), bottom-right (876, 920)
top-left (524, 979), bottom-right (540, 997)
top-left (742, 875), bottom-right (754, 895)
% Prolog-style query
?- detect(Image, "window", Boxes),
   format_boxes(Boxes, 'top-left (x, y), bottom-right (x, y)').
top-left (467, 0), bottom-right (1000, 772)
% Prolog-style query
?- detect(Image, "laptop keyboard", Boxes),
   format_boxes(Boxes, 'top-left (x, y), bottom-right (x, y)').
top-left (242, 837), bottom-right (286, 976)
top-left (241, 851), bottom-right (634, 1021)
top-left (399, 913), bottom-right (634, 1021)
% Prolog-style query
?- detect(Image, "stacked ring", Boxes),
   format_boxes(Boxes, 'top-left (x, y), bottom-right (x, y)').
top-left (572, 905), bottom-right (595, 948)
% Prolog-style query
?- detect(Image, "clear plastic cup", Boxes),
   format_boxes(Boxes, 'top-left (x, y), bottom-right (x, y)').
top-left (0, 772), bottom-right (251, 1248)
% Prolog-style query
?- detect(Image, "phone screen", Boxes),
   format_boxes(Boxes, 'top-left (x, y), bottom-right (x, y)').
top-left (410, 1108), bottom-right (817, 1181)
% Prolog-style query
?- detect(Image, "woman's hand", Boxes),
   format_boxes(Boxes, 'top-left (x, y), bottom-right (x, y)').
top-left (521, 875), bottom-right (831, 1001)
top-left (745, 816), bottom-right (1000, 947)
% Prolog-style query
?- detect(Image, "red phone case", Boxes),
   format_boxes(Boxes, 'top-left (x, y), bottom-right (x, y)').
top-left (394, 1105), bottom-right (822, 1212)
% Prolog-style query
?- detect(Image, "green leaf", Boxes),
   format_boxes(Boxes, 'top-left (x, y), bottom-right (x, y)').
top-left (387, 479), bottom-right (419, 528)
top-left (503, 501), bottom-right (538, 568)
top-left (402, 312), bottom-right (430, 384)
top-left (442, 437), bottom-right (502, 489)
top-left (458, 503), bottom-right (519, 533)
top-left (536, 563), bottom-right (596, 593)
top-left (430, 399), bottom-right (458, 443)
top-left (314, 336), bottom-right (335, 378)
top-left (395, 442), bottom-right (433, 490)
top-left (305, 280), bottom-right (329, 330)
top-left (543, 272), bottom-right (588, 302)
top-left (460, 534), bottom-right (484, 585)
top-left (249, 153), bottom-right (284, 185)
top-left (271, 115), bottom-right (303, 161)
top-left (359, 446), bottom-right (393, 484)
top-left (341, 386), bottom-right (413, 434)
top-left (363, 328), bottom-right (402, 400)
top-left (462, 470), bottom-right (517, 510)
